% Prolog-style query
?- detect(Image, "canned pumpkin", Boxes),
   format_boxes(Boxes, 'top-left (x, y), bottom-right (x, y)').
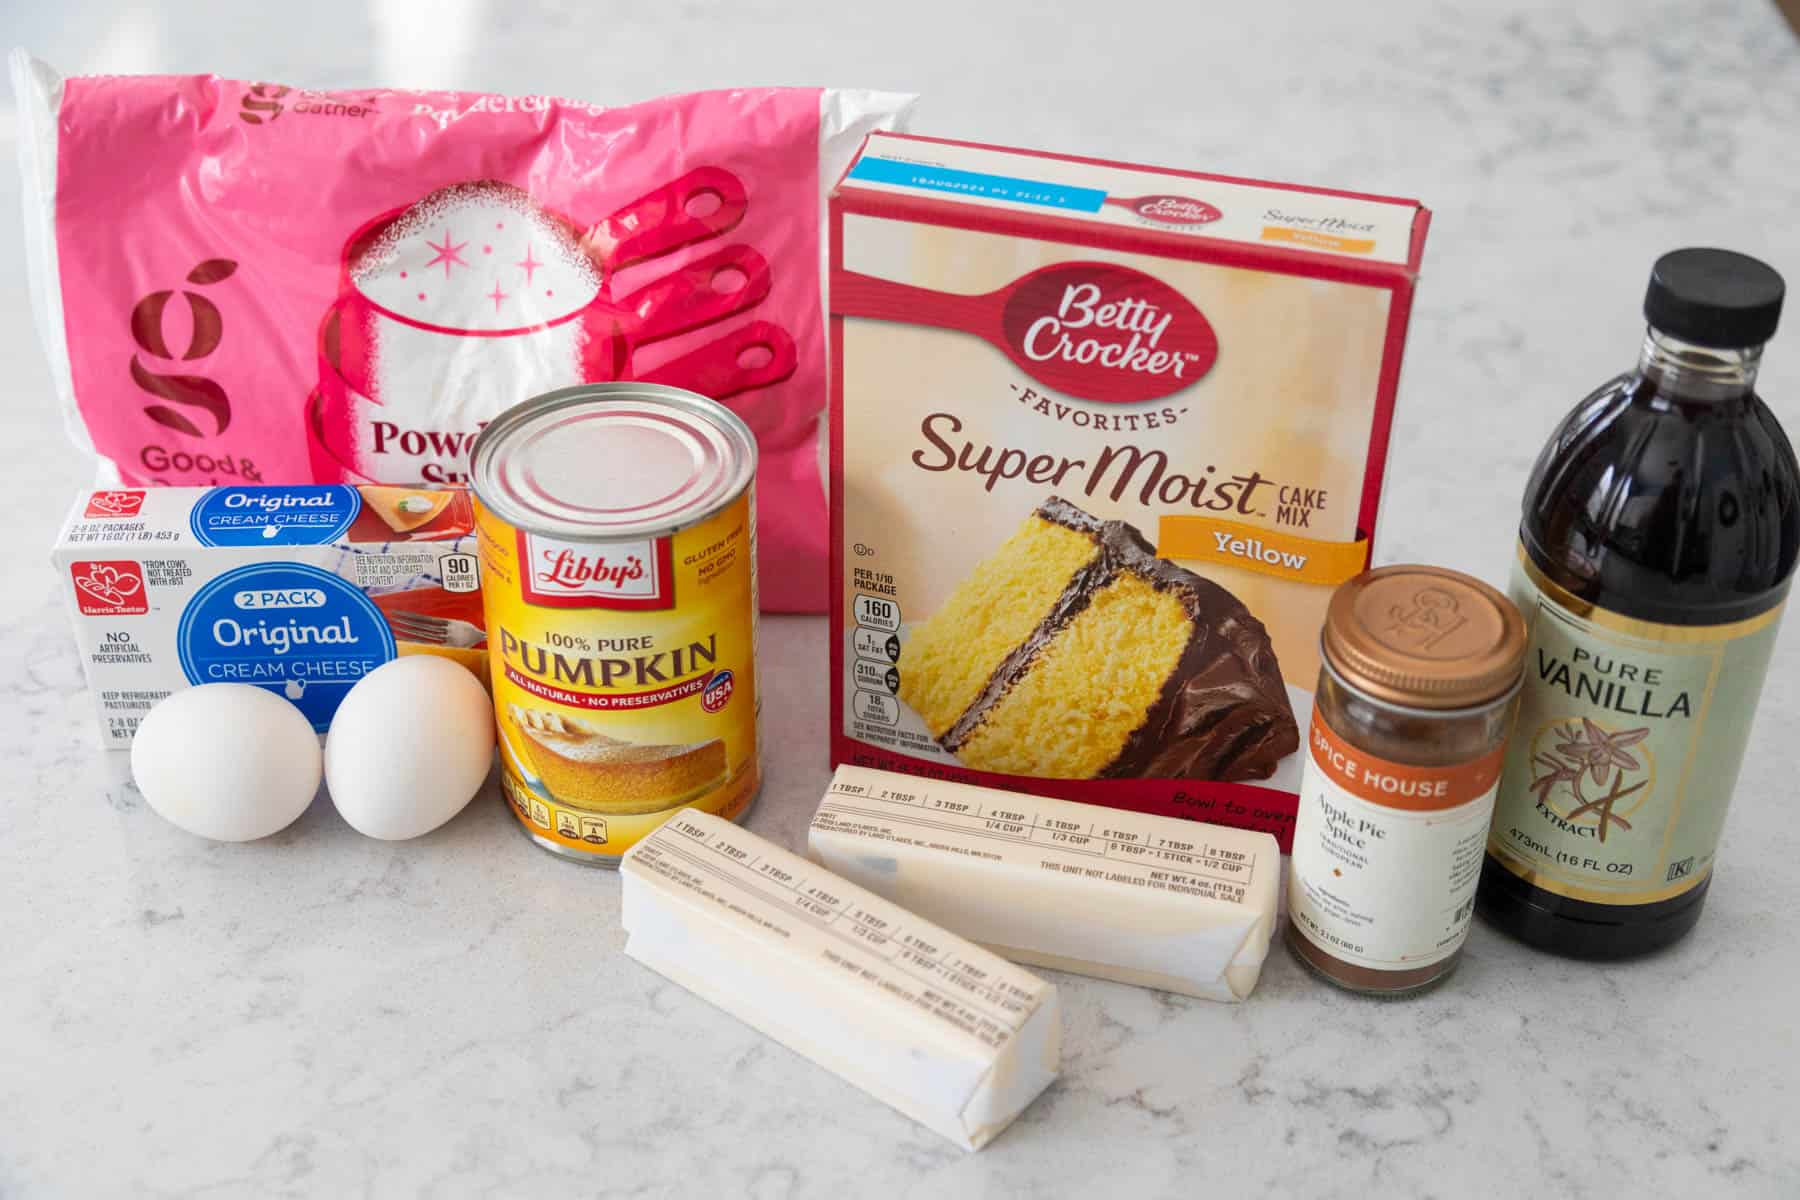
top-left (470, 383), bottom-right (760, 864)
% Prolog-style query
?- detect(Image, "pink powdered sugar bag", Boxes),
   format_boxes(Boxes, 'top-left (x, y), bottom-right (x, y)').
top-left (12, 53), bottom-right (912, 612)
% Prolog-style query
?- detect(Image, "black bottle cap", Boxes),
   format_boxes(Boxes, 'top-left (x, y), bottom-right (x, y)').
top-left (1643, 248), bottom-right (1784, 348)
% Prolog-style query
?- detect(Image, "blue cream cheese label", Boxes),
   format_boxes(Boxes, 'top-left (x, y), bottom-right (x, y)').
top-left (176, 561), bottom-right (395, 729)
top-left (1488, 545), bottom-right (1785, 904)
top-left (189, 485), bottom-right (362, 546)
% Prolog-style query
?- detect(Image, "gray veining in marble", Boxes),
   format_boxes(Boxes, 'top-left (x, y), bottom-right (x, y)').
top-left (3, 0), bottom-right (1798, 1195)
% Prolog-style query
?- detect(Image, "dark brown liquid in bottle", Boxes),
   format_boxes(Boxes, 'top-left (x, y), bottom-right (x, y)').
top-left (1476, 353), bottom-right (1800, 958)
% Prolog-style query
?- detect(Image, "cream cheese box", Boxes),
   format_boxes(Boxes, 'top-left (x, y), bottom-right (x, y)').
top-left (809, 765), bottom-right (1281, 1001)
top-left (52, 484), bottom-right (485, 747)
top-left (619, 810), bottom-right (1060, 1151)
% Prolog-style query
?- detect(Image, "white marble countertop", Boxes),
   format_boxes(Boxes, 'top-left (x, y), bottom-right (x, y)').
top-left (5, 1), bottom-right (1800, 1195)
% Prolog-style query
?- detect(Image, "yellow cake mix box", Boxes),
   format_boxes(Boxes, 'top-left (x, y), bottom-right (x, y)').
top-left (828, 133), bottom-right (1430, 849)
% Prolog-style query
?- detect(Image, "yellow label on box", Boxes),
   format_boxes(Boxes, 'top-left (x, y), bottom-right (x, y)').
top-left (1157, 515), bottom-right (1368, 586)
top-left (1260, 226), bottom-right (1378, 254)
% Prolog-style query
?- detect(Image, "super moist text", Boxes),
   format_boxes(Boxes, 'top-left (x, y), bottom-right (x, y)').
top-left (912, 412), bottom-right (1271, 514)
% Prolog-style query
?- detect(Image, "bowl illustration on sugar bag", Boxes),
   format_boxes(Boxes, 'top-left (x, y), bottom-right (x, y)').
top-left (306, 171), bottom-right (799, 485)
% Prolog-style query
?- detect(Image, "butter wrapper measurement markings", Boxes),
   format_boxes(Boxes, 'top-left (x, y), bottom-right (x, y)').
top-left (808, 765), bottom-right (1281, 1001)
top-left (620, 810), bottom-right (1059, 1151)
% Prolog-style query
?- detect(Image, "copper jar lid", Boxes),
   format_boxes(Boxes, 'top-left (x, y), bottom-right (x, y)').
top-left (1321, 564), bottom-right (1526, 709)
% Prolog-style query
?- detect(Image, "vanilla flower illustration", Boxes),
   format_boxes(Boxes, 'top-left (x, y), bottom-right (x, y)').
top-left (1553, 718), bottom-right (1649, 787)
top-left (1529, 719), bottom-right (1651, 842)
top-left (1528, 751), bottom-right (1580, 805)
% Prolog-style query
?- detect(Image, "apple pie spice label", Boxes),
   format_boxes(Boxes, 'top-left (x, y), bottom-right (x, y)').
top-left (1289, 710), bottom-right (1503, 971)
top-left (1487, 549), bottom-right (1786, 905)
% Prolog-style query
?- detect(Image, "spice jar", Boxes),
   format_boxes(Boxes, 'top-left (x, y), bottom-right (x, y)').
top-left (1286, 565), bottom-right (1526, 996)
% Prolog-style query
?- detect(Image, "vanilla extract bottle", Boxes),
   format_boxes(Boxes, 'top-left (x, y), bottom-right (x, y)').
top-left (1477, 249), bottom-right (1798, 958)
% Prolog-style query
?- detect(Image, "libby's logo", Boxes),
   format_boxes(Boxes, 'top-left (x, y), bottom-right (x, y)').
top-left (519, 533), bottom-right (675, 610)
top-left (542, 551), bottom-right (645, 591)
top-left (1107, 194), bottom-right (1224, 226)
top-left (84, 491), bottom-right (147, 519)
top-left (239, 83), bottom-right (291, 124)
top-left (997, 263), bottom-right (1218, 404)
top-left (72, 561), bottom-right (149, 616)
top-left (129, 259), bottom-right (237, 438)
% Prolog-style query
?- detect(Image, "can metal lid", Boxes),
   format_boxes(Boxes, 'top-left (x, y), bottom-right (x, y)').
top-left (1321, 564), bottom-right (1526, 709)
top-left (470, 383), bottom-right (757, 541)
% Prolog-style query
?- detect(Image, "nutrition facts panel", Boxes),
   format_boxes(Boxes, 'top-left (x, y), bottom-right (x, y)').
top-left (849, 590), bottom-right (903, 729)
top-left (631, 814), bottom-right (1045, 1047)
top-left (814, 775), bottom-right (1263, 904)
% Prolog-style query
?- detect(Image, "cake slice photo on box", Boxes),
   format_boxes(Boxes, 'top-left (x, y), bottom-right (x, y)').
top-left (367, 585), bottom-right (489, 679)
top-left (897, 496), bottom-right (1300, 782)
top-left (360, 486), bottom-right (454, 533)
top-left (344, 486), bottom-right (473, 542)
top-left (502, 704), bottom-right (728, 818)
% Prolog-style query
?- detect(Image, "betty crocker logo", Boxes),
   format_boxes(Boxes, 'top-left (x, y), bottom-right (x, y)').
top-left (129, 259), bottom-right (237, 438)
top-left (83, 491), bottom-right (146, 518)
top-left (518, 532), bottom-right (676, 610)
top-left (997, 263), bottom-right (1219, 404)
top-left (72, 561), bottom-right (149, 616)
top-left (1124, 194), bottom-right (1224, 226)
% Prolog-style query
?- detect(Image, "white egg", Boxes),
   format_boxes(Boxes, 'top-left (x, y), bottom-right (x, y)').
top-left (325, 655), bottom-right (495, 840)
top-left (130, 684), bottom-right (322, 842)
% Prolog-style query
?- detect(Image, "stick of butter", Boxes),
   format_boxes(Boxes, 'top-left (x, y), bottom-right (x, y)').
top-left (808, 766), bottom-right (1281, 1001)
top-left (619, 809), bottom-right (1060, 1151)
